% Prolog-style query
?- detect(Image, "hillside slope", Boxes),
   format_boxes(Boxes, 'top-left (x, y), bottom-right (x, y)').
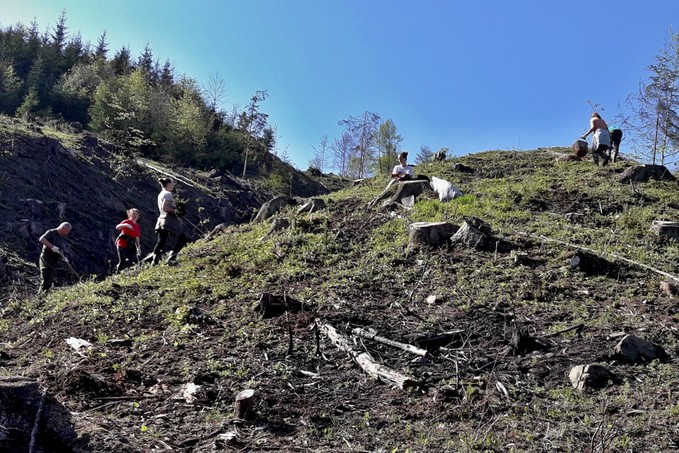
top-left (1, 149), bottom-right (679, 452)
top-left (0, 116), bottom-right (337, 284)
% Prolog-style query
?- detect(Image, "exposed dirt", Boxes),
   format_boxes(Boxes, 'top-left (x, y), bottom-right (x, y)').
top-left (1, 149), bottom-right (679, 452)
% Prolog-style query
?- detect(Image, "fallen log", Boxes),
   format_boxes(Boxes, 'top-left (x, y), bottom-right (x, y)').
top-left (352, 327), bottom-right (429, 357)
top-left (319, 322), bottom-right (418, 389)
top-left (520, 232), bottom-right (679, 283)
top-left (404, 330), bottom-right (465, 349)
top-left (650, 220), bottom-right (679, 242)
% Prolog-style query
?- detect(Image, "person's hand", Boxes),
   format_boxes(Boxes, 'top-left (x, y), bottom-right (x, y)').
top-left (51, 245), bottom-right (60, 253)
top-left (62, 256), bottom-right (69, 263)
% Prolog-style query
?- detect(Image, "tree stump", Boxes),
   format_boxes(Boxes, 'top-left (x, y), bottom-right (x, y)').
top-left (569, 364), bottom-right (616, 391)
top-left (233, 389), bottom-right (256, 419)
top-left (408, 222), bottom-right (459, 248)
top-left (453, 163), bottom-right (474, 173)
top-left (0, 377), bottom-right (78, 452)
top-left (450, 217), bottom-right (492, 249)
top-left (297, 198), bottom-right (326, 214)
top-left (650, 220), bottom-right (679, 241)
top-left (569, 251), bottom-right (615, 275)
top-left (619, 165), bottom-right (676, 184)
top-left (387, 180), bottom-right (433, 204)
top-left (256, 293), bottom-right (304, 318)
top-left (614, 334), bottom-right (668, 363)
top-left (252, 196), bottom-right (296, 223)
top-left (661, 280), bottom-right (679, 297)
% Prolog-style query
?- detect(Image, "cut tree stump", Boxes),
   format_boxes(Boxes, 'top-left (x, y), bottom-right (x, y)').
top-left (252, 196), bottom-right (296, 224)
top-left (256, 293), bottom-right (304, 318)
top-left (569, 251), bottom-right (616, 276)
top-left (297, 198), bottom-right (326, 214)
top-left (650, 220), bottom-right (679, 242)
top-left (233, 389), bottom-right (256, 419)
top-left (368, 179), bottom-right (431, 209)
top-left (619, 165), bottom-right (676, 184)
top-left (450, 217), bottom-right (493, 249)
top-left (661, 280), bottom-right (679, 296)
top-left (408, 221), bottom-right (458, 248)
top-left (0, 377), bottom-right (78, 452)
top-left (319, 322), bottom-right (418, 389)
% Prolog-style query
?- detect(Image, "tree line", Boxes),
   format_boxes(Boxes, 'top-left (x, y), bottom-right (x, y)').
top-left (622, 31), bottom-right (679, 168)
top-left (0, 12), bottom-right (273, 176)
top-left (308, 113), bottom-right (448, 178)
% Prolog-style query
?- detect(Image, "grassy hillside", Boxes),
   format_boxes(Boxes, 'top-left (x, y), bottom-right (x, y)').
top-left (2, 149), bottom-right (679, 452)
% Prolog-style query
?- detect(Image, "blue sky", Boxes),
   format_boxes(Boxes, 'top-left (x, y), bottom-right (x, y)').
top-left (3, 1), bottom-right (679, 170)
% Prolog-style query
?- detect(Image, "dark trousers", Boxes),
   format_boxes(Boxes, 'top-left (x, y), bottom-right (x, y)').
top-left (116, 245), bottom-right (138, 273)
top-left (39, 255), bottom-right (58, 293)
top-left (152, 229), bottom-right (188, 263)
top-left (592, 144), bottom-right (610, 166)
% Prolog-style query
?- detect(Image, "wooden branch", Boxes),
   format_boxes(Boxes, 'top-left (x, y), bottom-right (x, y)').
top-left (544, 323), bottom-right (584, 338)
top-left (521, 232), bottom-right (679, 283)
top-left (318, 322), bottom-right (418, 389)
top-left (352, 327), bottom-right (429, 357)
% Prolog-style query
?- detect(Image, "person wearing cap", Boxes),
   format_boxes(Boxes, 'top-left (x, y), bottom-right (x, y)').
top-left (37, 222), bottom-right (72, 293)
top-left (582, 112), bottom-right (611, 166)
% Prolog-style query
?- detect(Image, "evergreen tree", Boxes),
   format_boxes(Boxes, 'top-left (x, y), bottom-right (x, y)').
top-left (51, 10), bottom-right (68, 54)
top-left (415, 145), bottom-right (434, 164)
top-left (15, 86), bottom-right (40, 119)
top-left (111, 46), bottom-right (133, 76)
top-left (0, 63), bottom-right (23, 114)
top-left (95, 30), bottom-right (108, 59)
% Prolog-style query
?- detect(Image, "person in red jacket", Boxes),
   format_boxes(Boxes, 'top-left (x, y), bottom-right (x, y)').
top-left (115, 208), bottom-right (141, 273)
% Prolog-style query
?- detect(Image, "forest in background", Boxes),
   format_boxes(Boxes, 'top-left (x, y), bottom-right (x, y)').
top-left (1, 12), bottom-right (679, 178)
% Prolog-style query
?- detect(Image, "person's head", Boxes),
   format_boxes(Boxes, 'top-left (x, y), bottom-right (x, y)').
top-left (591, 112), bottom-right (601, 119)
top-left (159, 177), bottom-right (175, 191)
top-left (398, 151), bottom-right (408, 165)
top-left (127, 208), bottom-right (140, 222)
top-left (57, 222), bottom-right (72, 236)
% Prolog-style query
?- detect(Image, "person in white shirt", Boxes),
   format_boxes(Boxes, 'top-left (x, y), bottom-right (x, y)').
top-left (150, 177), bottom-right (187, 265)
top-left (368, 152), bottom-right (415, 208)
top-left (391, 152), bottom-right (414, 181)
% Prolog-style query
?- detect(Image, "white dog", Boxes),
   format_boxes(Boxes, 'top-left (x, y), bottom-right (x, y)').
top-left (430, 176), bottom-right (463, 202)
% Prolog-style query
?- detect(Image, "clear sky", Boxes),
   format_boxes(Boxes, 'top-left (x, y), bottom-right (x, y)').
top-left (3, 1), bottom-right (679, 170)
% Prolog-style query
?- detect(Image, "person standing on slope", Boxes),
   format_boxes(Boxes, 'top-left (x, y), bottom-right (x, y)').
top-left (37, 222), bottom-right (72, 293)
top-left (583, 112), bottom-right (611, 166)
top-left (115, 208), bottom-right (141, 273)
top-left (150, 178), bottom-right (187, 265)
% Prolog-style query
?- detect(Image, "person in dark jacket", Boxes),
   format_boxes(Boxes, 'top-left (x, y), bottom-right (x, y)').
top-left (150, 178), bottom-right (187, 265)
top-left (38, 222), bottom-right (72, 293)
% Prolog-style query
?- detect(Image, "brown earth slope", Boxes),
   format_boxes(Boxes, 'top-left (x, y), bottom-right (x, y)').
top-left (1, 149), bottom-right (679, 452)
